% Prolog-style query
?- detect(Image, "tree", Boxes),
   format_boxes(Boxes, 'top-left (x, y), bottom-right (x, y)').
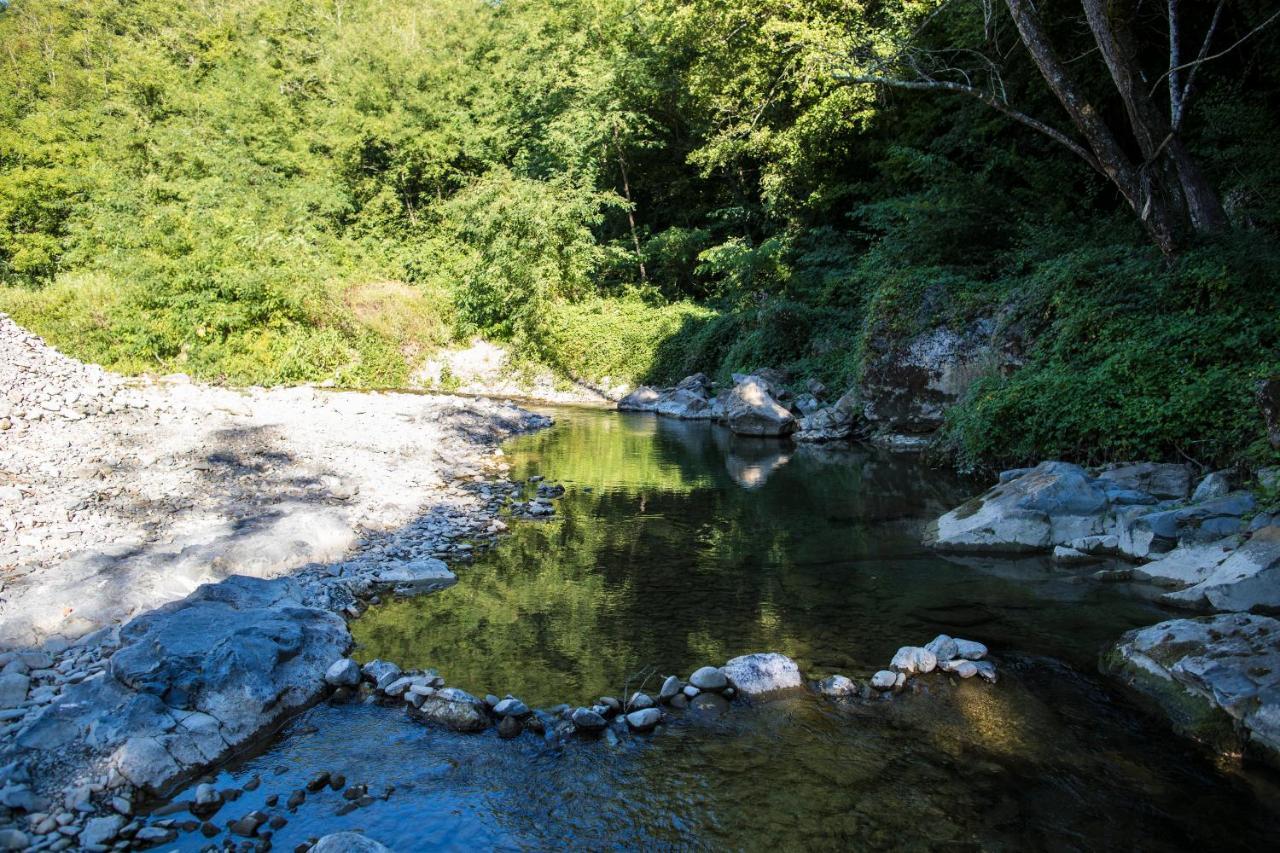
top-left (841, 0), bottom-right (1277, 253)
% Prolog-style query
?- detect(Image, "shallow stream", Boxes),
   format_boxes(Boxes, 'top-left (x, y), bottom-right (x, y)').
top-left (161, 407), bottom-right (1280, 850)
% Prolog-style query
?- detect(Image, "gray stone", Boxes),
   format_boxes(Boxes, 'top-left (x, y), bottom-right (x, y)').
top-left (870, 670), bottom-right (898, 690)
top-left (617, 387), bottom-right (662, 412)
top-left (655, 387), bottom-right (715, 420)
top-left (308, 832), bottom-right (392, 853)
top-left (923, 634), bottom-right (959, 662)
top-left (818, 674), bottom-right (857, 697)
top-left (794, 390), bottom-right (863, 443)
top-left (1096, 462), bottom-right (1192, 500)
top-left (627, 692), bottom-right (655, 711)
top-left (493, 697), bottom-right (529, 717)
top-left (408, 687), bottom-right (488, 733)
top-left (0, 673), bottom-right (29, 709)
top-left (1105, 613), bottom-right (1280, 765)
top-left (722, 652), bottom-right (803, 695)
top-left (373, 558), bottom-right (456, 594)
top-left (133, 826), bottom-right (177, 844)
top-left (658, 675), bottom-right (682, 702)
top-left (325, 658), bottom-right (361, 687)
top-left (725, 377), bottom-right (796, 437)
top-left (938, 659), bottom-right (978, 678)
top-left (926, 462), bottom-right (1109, 553)
top-left (1162, 525), bottom-right (1280, 612)
top-left (973, 661), bottom-right (998, 683)
top-left (361, 660), bottom-right (402, 691)
top-left (570, 707), bottom-right (607, 733)
top-left (689, 666), bottom-right (727, 691)
top-left (0, 830), bottom-right (28, 850)
top-left (954, 639), bottom-right (987, 660)
top-left (860, 322), bottom-right (1000, 436)
top-left (194, 783), bottom-right (220, 805)
top-left (80, 816), bottom-right (124, 848)
top-left (890, 646), bottom-right (937, 675)
top-left (682, 685), bottom-right (700, 698)
top-left (1192, 471), bottom-right (1233, 502)
top-left (625, 708), bottom-right (662, 732)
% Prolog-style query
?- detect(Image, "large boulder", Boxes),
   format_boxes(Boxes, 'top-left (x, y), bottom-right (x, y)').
top-left (860, 323), bottom-right (1001, 437)
top-left (13, 576), bottom-right (349, 795)
top-left (925, 462), bottom-right (1110, 552)
top-left (1161, 525), bottom-right (1280, 612)
top-left (1117, 492), bottom-right (1256, 559)
top-left (654, 387), bottom-right (714, 420)
top-left (725, 376), bottom-right (796, 437)
top-left (794, 390), bottom-right (863, 443)
top-left (721, 652), bottom-right (803, 695)
top-left (618, 386), bottom-right (661, 412)
top-left (1104, 613), bottom-right (1280, 766)
top-left (1095, 462), bottom-right (1192, 500)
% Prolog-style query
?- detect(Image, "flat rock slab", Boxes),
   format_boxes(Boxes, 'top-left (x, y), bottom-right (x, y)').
top-left (1104, 613), bottom-right (1280, 766)
top-left (1161, 525), bottom-right (1280, 612)
top-left (11, 575), bottom-right (349, 795)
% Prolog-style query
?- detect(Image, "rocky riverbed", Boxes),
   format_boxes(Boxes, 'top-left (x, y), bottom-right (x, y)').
top-left (0, 313), bottom-right (551, 849)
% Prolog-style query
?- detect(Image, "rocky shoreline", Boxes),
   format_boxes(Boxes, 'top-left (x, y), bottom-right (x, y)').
top-left (926, 459), bottom-right (1280, 766)
top-left (0, 313), bottom-right (551, 850)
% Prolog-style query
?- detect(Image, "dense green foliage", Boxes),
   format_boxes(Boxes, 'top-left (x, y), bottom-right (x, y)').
top-left (2, 0), bottom-right (1278, 468)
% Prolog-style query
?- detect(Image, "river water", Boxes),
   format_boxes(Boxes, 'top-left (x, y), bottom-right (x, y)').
top-left (160, 407), bottom-right (1280, 850)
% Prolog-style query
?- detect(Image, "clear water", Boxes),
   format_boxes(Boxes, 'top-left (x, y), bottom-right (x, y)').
top-left (160, 407), bottom-right (1280, 850)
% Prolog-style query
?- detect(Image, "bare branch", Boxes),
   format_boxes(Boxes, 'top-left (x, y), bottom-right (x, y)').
top-left (839, 73), bottom-right (1101, 172)
top-left (1150, 3), bottom-right (1277, 102)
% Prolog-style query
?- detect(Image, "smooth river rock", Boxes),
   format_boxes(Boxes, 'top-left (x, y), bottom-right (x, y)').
top-left (721, 652), bottom-right (803, 695)
top-left (689, 666), bottom-right (728, 691)
top-left (890, 646), bottom-right (937, 675)
top-left (408, 688), bottom-right (489, 733)
top-left (325, 658), bottom-right (361, 687)
top-left (625, 708), bottom-right (662, 732)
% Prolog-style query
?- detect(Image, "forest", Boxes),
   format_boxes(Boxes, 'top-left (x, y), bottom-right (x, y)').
top-left (2, 0), bottom-right (1278, 470)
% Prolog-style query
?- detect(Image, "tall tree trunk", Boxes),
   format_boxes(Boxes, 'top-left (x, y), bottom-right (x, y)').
top-left (612, 125), bottom-right (648, 284)
top-left (1081, 0), bottom-right (1227, 236)
top-left (1005, 0), bottom-right (1181, 254)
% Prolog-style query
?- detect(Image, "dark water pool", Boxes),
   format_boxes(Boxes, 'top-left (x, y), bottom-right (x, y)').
top-left (162, 408), bottom-right (1280, 850)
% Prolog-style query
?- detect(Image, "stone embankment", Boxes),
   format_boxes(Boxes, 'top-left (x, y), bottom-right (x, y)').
top-left (927, 458), bottom-right (1280, 765)
top-left (0, 313), bottom-right (550, 850)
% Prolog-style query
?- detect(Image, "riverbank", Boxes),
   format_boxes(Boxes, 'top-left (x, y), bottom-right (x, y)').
top-left (926, 460), bottom-right (1280, 767)
top-left (0, 313), bottom-right (551, 848)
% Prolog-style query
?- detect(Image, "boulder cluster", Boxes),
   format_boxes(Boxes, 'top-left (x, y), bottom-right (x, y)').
top-left (818, 635), bottom-right (995, 700)
top-left (618, 370), bottom-right (864, 443)
top-left (927, 460), bottom-right (1280, 613)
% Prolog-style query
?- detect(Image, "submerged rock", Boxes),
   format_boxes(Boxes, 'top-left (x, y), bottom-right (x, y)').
top-left (722, 652), bottom-right (803, 695)
top-left (311, 832), bottom-right (393, 852)
top-left (1104, 613), bottom-right (1280, 765)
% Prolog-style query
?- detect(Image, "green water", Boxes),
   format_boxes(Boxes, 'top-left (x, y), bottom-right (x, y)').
top-left (160, 407), bottom-right (1280, 850)
top-left (353, 407), bottom-right (1167, 706)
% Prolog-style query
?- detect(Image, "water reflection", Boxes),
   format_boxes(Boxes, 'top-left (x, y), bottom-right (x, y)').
top-left (158, 407), bottom-right (1280, 851)
top-left (355, 409), bottom-right (1172, 705)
